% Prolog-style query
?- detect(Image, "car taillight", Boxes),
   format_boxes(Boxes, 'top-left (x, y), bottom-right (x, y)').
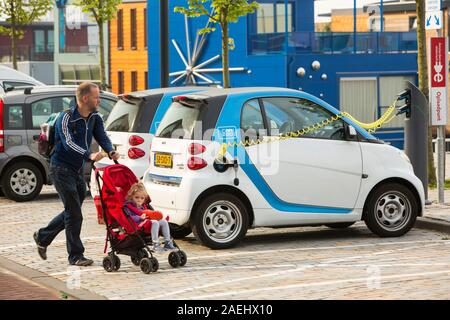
top-left (0, 99), bottom-right (4, 153)
top-left (129, 135), bottom-right (144, 146)
top-left (187, 156), bottom-right (207, 170)
top-left (188, 143), bottom-right (206, 155)
top-left (128, 147), bottom-right (145, 159)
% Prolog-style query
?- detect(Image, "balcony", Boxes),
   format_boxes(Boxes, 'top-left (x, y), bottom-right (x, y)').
top-left (0, 45), bottom-right (54, 62)
top-left (249, 31), bottom-right (418, 55)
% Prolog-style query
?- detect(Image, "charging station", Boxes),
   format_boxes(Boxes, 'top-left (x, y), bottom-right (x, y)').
top-left (402, 81), bottom-right (429, 199)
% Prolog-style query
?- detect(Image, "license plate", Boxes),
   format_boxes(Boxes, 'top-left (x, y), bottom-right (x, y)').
top-left (154, 153), bottom-right (173, 168)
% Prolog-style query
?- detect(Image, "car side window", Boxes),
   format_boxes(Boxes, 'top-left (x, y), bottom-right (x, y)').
top-left (30, 96), bottom-right (73, 129)
top-left (241, 99), bottom-right (267, 142)
top-left (98, 98), bottom-right (115, 121)
top-left (261, 97), bottom-right (346, 140)
top-left (6, 105), bottom-right (25, 129)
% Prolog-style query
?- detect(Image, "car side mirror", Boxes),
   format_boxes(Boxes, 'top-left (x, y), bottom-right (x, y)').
top-left (346, 124), bottom-right (358, 140)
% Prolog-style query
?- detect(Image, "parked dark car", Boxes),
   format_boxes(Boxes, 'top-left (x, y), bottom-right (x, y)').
top-left (0, 86), bottom-right (117, 201)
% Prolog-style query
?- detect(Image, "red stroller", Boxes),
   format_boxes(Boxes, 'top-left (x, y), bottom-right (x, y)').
top-left (94, 162), bottom-right (187, 274)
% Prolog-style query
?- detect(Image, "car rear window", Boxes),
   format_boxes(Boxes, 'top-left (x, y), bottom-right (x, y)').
top-left (156, 101), bottom-right (201, 139)
top-left (105, 94), bottom-right (162, 133)
top-left (156, 95), bottom-right (225, 140)
top-left (105, 99), bottom-right (139, 132)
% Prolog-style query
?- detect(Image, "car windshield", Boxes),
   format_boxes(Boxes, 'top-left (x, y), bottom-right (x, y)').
top-left (105, 98), bottom-right (139, 132)
top-left (156, 101), bottom-right (201, 139)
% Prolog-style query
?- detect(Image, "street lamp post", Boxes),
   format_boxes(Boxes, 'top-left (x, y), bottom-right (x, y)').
top-left (160, 0), bottom-right (169, 87)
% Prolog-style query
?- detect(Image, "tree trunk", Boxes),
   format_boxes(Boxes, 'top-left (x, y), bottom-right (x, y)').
top-left (416, 0), bottom-right (436, 185)
top-left (221, 21), bottom-right (230, 88)
top-left (98, 21), bottom-right (107, 90)
top-left (11, 2), bottom-right (17, 70)
top-left (11, 28), bottom-right (17, 70)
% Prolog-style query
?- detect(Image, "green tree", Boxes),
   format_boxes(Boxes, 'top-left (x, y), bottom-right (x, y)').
top-left (0, 0), bottom-right (52, 70)
top-left (175, 0), bottom-right (259, 88)
top-left (76, 0), bottom-right (122, 90)
top-left (415, 0), bottom-right (436, 185)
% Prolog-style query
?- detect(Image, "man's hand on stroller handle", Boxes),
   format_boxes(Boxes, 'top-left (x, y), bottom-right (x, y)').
top-left (109, 151), bottom-right (120, 161)
top-left (89, 152), bottom-right (104, 162)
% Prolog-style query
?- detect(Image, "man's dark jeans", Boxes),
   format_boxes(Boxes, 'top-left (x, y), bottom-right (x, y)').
top-left (37, 164), bottom-right (86, 264)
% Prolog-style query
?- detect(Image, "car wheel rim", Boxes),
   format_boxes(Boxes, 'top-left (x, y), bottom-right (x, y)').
top-left (374, 191), bottom-right (411, 232)
top-left (202, 200), bottom-right (242, 243)
top-left (10, 168), bottom-right (37, 196)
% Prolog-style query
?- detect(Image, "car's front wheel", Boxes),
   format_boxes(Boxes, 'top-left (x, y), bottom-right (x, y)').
top-left (1, 162), bottom-right (43, 202)
top-left (364, 182), bottom-right (418, 237)
top-left (191, 193), bottom-right (249, 249)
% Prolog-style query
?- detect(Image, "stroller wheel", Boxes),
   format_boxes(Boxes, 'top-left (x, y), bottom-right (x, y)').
top-left (131, 256), bottom-right (140, 266)
top-left (103, 256), bottom-right (115, 272)
top-left (113, 255), bottom-right (121, 271)
top-left (168, 251), bottom-right (181, 268)
top-left (131, 249), bottom-right (148, 266)
top-left (150, 257), bottom-right (159, 272)
top-left (140, 258), bottom-right (156, 274)
top-left (178, 250), bottom-right (187, 267)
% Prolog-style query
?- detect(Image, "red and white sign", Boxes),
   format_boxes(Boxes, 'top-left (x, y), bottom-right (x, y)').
top-left (430, 37), bottom-right (448, 125)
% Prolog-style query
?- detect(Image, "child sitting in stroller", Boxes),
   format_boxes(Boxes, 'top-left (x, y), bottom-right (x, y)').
top-left (123, 183), bottom-right (176, 252)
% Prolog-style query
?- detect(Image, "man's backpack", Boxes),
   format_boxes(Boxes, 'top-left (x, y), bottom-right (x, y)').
top-left (37, 110), bottom-right (71, 159)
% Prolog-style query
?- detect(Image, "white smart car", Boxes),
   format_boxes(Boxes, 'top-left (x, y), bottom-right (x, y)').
top-left (143, 87), bottom-right (425, 249)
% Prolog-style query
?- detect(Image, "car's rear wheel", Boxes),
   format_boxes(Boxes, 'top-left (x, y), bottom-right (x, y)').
top-left (169, 223), bottom-right (192, 239)
top-left (191, 193), bottom-right (249, 249)
top-left (364, 183), bottom-right (418, 237)
top-left (2, 162), bottom-right (43, 202)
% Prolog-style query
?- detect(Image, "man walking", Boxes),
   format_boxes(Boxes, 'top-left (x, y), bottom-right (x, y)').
top-left (33, 82), bottom-right (120, 266)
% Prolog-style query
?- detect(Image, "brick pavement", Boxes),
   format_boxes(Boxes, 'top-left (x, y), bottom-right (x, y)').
top-left (0, 186), bottom-right (449, 300)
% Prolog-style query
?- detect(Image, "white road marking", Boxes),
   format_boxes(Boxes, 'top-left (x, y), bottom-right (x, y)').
top-left (188, 239), bottom-right (450, 261)
top-left (186, 269), bottom-right (450, 299)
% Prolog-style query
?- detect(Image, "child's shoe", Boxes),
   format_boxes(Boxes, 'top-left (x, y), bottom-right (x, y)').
top-left (152, 242), bottom-right (164, 253)
top-left (164, 240), bottom-right (177, 251)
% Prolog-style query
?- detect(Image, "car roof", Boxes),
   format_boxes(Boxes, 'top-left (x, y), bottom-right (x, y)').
top-left (177, 87), bottom-right (300, 100)
top-left (0, 66), bottom-right (45, 85)
top-left (1, 85), bottom-right (118, 103)
top-left (123, 86), bottom-right (213, 99)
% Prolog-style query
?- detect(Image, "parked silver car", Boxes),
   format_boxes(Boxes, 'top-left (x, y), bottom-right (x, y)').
top-left (0, 86), bottom-right (117, 201)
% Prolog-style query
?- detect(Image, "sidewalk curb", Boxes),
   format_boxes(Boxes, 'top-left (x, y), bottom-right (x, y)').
top-left (0, 256), bottom-right (106, 300)
top-left (415, 217), bottom-right (450, 235)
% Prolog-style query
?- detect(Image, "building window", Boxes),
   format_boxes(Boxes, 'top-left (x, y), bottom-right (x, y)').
top-left (130, 8), bottom-right (137, 49)
top-left (59, 64), bottom-right (101, 85)
top-left (117, 9), bottom-right (123, 49)
top-left (131, 71), bottom-right (138, 92)
top-left (144, 71), bottom-right (148, 89)
top-left (118, 71), bottom-right (124, 94)
top-left (144, 8), bottom-right (147, 49)
top-left (256, 2), bottom-right (293, 34)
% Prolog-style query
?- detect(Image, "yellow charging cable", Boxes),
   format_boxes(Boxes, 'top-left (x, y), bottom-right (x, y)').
top-left (216, 100), bottom-right (399, 159)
